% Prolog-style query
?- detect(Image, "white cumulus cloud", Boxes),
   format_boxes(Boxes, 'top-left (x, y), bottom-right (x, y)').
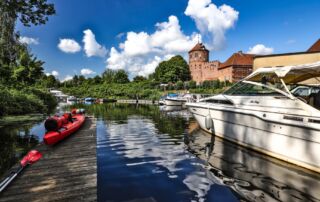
top-left (247, 44), bottom-right (274, 55)
top-left (52, 70), bottom-right (59, 77)
top-left (58, 39), bottom-right (81, 53)
top-left (184, 0), bottom-right (239, 50)
top-left (83, 29), bottom-right (107, 57)
top-left (106, 16), bottom-right (198, 77)
top-left (45, 70), bottom-right (59, 77)
top-left (80, 68), bottom-right (96, 76)
top-left (19, 36), bottom-right (39, 45)
top-left (62, 75), bottom-right (73, 82)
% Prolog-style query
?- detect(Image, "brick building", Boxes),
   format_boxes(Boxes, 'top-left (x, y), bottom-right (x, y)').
top-left (218, 51), bottom-right (255, 82)
top-left (188, 43), bottom-right (255, 84)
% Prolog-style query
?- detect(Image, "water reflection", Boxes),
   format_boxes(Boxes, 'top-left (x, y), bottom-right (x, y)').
top-left (187, 124), bottom-right (320, 202)
top-left (92, 104), bottom-right (239, 202)
top-left (75, 103), bottom-right (320, 202)
top-left (0, 121), bottom-right (45, 178)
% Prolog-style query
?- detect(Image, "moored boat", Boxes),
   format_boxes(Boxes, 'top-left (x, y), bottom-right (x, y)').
top-left (43, 109), bottom-right (86, 145)
top-left (67, 96), bottom-right (77, 105)
top-left (186, 62), bottom-right (320, 172)
top-left (84, 97), bottom-right (95, 105)
top-left (165, 93), bottom-right (195, 107)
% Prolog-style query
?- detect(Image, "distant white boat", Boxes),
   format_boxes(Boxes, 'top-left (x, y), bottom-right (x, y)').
top-left (67, 96), bottom-right (77, 105)
top-left (187, 62), bottom-right (320, 173)
top-left (165, 94), bottom-right (196, 107)
top-left (49, 89), bottom-right (68, 102)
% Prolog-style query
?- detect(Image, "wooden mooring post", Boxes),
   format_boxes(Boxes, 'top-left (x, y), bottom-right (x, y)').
top-left (0, 117), bottom-right (97, 202)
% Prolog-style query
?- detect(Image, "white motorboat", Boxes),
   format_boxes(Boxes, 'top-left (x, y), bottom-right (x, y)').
top-left (165, 94), bottom-right (196, 107)
top-left (67, 96), bottom-right (77, 105)
top-left (186, 62), bottom-right (320, 173)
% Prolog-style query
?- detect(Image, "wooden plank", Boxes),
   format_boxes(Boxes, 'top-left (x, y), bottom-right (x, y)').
top-left (117, 99), bottom-right (158, 105)
top-left (0, 117), bottom-right (97, 202)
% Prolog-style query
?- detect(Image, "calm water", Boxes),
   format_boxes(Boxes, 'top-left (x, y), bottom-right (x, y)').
top-left (90, 103), bottom-right (320, 202)
top-left (1, 103), bottom-right (320, 202)
top-left (0, 119), bottom-right (45, 177)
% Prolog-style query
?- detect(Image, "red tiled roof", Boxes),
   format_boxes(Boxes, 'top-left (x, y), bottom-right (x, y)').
top-left (219, 51), bottom-right (255, 69)
top-left (189, 43), bottom-right (208, 53)
top-left (307, 39), bottom-right (320, 52)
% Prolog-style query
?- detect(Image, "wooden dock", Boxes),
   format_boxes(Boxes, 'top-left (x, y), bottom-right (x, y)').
top-left (0, 117), bottom-right (97, 202)
top-left (117, 99), bottom-right (158, 105)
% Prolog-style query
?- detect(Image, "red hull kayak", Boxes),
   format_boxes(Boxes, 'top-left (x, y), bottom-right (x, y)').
top-left (43, 113), bottom-right (86, 145)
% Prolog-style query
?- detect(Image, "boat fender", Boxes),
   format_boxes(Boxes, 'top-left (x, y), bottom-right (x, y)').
top-left (205, 116), bottom-right (213, 130)
top-left (44, 116), bottom-right (67, 131)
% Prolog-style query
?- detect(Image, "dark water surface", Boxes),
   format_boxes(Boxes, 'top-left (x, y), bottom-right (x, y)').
top-left (0, 120), bottom-right (45, 178)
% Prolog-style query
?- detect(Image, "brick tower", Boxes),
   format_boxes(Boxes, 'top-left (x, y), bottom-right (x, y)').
top-left (188, 43), bottom-right (209, 83)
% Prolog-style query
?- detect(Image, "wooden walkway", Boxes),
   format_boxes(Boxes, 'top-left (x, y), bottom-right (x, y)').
top-left (117, 99), bottom-right (158, 105)
top-left (0, 117), bottom-right (97, 202)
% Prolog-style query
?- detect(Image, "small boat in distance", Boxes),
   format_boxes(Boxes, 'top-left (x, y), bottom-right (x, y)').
top-left (186, 62), bottom-right (320, 173)
top-left (67, 96), bottom-right (77, 105)
top-left (84, 97), bottom-right (95, 105)
top-left (165, 93), bottom-right (196, 107)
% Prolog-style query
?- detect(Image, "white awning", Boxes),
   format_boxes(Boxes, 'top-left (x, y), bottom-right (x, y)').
top-left (246, 61), bottom-right (320, 84)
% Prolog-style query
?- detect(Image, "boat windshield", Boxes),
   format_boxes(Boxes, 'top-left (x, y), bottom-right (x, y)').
top-left (224, 81), bottom-right (284, 96)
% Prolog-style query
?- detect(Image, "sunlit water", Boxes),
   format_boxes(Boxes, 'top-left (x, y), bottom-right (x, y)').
top-left (92, 104), bottom-right (320, 202)
top-left (96, 111), bottom-right (239, 201)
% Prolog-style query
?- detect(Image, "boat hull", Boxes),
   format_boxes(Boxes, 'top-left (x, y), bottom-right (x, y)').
top-left (187, 104), bottom-right (320, 173)
top-left (165, 98), bottom-right (187, 106)
top-left (44, 114), bottom-right (86, 145)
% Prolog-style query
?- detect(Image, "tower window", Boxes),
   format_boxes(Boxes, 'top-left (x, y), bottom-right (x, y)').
top-left (195, 53), bottom-right (198, 57)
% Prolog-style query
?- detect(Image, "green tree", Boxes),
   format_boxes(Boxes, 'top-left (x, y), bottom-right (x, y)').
top-left (72, 75), bottom-right (79, 86)
top-left (0, 0), bottom-right (55, 82)
top-left (189, 80), bottom-right (196, 89)
top-left (78, 75), bottom-right (86, 85)
top-left (212, 80), bottom-right (220, 89)
top-left (202, 80), bottom-right (211, 89)
top-left (133, 75), bottom-right (146, 82)
top-left (102, 69), bottom-right (115, 83)
top-left (114, 70), bottom-right (129, 84)
top-left (93, 75), bottom-right (102, 84)
top-left (12, 45), bottom-right (44, 85)
top-left (176, 80), bottom-right (184, 90)
top-left (41, 75), bottom-right (58, 88)
top-left (154, 55), bottom-right (190, 83)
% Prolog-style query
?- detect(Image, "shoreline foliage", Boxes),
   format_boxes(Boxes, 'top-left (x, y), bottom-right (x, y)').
top-left (0, 0), bottom-right (57, 116)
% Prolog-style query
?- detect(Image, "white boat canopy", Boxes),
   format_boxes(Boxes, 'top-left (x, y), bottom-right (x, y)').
top-left (246, 61), bottom-right (320, 84)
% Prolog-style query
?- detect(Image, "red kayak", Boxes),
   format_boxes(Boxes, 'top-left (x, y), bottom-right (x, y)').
top-left (43, 109), bottom-right (86, 145)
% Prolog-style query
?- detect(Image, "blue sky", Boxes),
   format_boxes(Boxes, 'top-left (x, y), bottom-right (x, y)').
top-left (17, 0), bottom-right (320, 81)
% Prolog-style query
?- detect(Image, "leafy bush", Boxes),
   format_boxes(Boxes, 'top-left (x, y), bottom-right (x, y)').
top-left (0, 85), bottom-right (57, 116)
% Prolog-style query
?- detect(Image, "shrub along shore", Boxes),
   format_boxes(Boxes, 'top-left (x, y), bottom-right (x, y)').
top-left (0, 85), bottom-right (57, 117)
top-left (60, 79), bottom-right (230, 101)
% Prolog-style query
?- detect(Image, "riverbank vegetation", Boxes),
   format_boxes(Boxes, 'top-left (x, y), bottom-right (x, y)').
top-left (0, 0), bottom-right (57, 116)
top-left (60, 55), bottom-right (232, 100)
